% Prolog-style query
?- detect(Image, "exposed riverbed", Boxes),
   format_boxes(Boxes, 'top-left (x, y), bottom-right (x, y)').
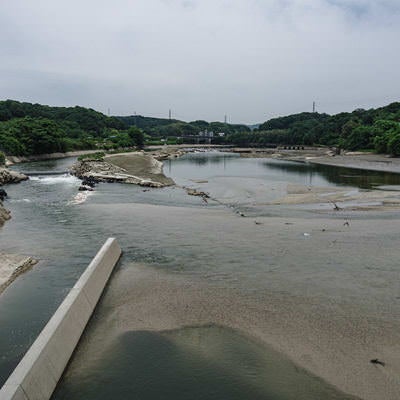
top-left (1, 152), bottom-right (400, 400)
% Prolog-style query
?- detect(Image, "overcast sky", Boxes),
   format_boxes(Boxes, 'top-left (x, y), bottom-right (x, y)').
top-left (1, 0), bottom-right (400, 123)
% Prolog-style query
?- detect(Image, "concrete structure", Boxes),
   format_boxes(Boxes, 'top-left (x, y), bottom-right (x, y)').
top-left (0, 238), bottom-right (122, 400)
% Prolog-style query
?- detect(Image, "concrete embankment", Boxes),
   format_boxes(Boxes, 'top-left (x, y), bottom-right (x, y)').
top-left (5, 150), bottom-right (102, 166)
top-left (0, 238), bottom-right (122, 400)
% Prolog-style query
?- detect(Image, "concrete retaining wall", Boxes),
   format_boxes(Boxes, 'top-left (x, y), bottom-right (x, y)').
top-left (0, 237), bottom-right (122, 400)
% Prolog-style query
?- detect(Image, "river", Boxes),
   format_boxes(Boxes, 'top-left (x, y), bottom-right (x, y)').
top-left (1, 152), bottom-right (400, 400)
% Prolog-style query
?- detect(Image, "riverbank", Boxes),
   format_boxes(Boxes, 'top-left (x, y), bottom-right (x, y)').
top-left (4, 146), bottom-right (192, 167)
top-left (0, 168), bottom-right (35, 295)
top-left (234, 147), bottom-right (400, 174)
top-left (0, 168), bottom-right (29, 226)
top-left (0, 203), bottom-right (11, 227)
top-left (0, 253), bottom-right (37, 295)
top-left (306, 153), bottom-right (400, 173)
top-left (5, 150), bottom-right (101, 166)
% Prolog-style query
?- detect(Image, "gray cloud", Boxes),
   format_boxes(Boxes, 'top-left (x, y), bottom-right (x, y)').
top-left (1, 0), bottom-right (399, 123)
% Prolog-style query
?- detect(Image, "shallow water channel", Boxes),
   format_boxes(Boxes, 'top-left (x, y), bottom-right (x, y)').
top-left (1, 152), bottom-right (400, 399)
top-left (54, 325), bottom-right (357, 400)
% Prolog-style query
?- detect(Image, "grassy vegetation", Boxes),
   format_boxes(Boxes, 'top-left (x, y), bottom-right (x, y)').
top-left (77, 152), bottom-right (105, 162)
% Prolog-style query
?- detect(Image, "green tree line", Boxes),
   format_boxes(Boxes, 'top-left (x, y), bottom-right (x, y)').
top-left (117, 115), bottom-right (250, 137)
top-left (0, 100), bottom-right (250, 156)
top-left (0, 100), bottom-right (144, 155)
top-left (2, 99), bottom-right (400, 156)
top-left (225, 103), bottom-right (400, 155)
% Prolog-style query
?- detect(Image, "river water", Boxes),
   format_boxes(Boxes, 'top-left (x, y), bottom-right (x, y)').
top-left (1, 152), bottom-right (400, 399)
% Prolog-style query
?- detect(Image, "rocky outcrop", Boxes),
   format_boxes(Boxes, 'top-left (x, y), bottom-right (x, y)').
top-left (185, 188), bottom-right (210, 198)
top-left (0, 188), bottom-right (7, 201)
top-left (72, 159), bottom-right (164, 187)
top-left (0, 202), bottom-right (11, 226)
top-left (0, 253), bottom-right (38, 295)
top-left (71, 154), bottom-right (174, 188)
top-left (0, 168), bottom-right (28, 185)
top-left (153, 149), bottom-right (186, 161)
top-left (0, 168), bottom-right (28, 226)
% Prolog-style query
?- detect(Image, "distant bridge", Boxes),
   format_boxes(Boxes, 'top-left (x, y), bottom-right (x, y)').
top-left (178, 135), bottom-right (218, 144)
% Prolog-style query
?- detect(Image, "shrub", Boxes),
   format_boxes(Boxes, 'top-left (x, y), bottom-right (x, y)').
top-left (388, 133), bottom-right (400, 156)
top-left (77, 152), bottom-right (105, 161)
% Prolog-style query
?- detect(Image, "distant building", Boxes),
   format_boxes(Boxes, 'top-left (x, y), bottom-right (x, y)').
top-left (198, 130), bottom-right (214, 137)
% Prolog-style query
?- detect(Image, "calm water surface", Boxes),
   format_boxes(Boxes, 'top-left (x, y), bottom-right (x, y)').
top-left (53, 325), bottom-right (357, 400)
top-left (1, 152), bottom-right (399, 398)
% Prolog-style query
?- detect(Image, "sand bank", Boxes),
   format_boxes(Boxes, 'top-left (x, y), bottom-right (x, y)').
top-left (236, 148), bottom-right (400, 175)
top-left (72, 152), bottom-right (174, 187)
top-left (306, 153), bottom-right (400, 174)
top-left (266, 183), bottom-right (400, 211)
top-left (60, 203), bottom-right (400, 400)
top-left (105, 152), bottom-right (174, 186)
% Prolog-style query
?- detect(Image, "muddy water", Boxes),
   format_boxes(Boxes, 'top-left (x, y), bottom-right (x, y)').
top-left (54, 325), bottom-right (357, 400)
top-left (1, 153), bottom-right (400, 399)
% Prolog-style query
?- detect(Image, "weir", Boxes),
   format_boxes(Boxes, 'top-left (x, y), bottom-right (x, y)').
top-left (0, 238), bottom-right (122, 400)
top-left (22, 171), bottom-right (70, 176)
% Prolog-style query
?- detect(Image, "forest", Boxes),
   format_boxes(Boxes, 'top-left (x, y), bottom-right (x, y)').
top-left (0, 100), bottom-right (248, 156)
top-left (226, 102), bottom-right (400, 155)
top-left (117, 115), bottom-right (250, 138)
top-left (1, 99), bottom-right (400, 157)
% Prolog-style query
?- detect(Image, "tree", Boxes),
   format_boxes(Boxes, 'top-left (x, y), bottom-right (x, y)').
top-left (128, 126), bottom-right (145, 148)
top-left (388, 133), bottom-right (400, 156)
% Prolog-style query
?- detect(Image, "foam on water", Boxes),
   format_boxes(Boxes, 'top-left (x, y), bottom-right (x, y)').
top-left (29, 174), bottom-right (79, 185)
top-left (69, 191), bottom-right (93, 205)
top-left (8, 198), bottom-right (32, 203)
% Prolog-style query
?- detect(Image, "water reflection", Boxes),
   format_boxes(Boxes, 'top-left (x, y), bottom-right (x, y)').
top-left (166, 152), bottom-right (237, 174)
top-left (262, 160), bottom-right (400, 189)
top-left (166, 152), bottom-right (400, 191)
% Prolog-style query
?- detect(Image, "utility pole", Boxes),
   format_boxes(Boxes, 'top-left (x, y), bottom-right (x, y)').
top-left (224, 115), bottom-right (227, 124)
top-left (169, 109), bottom-right (172, 120)
top-left (312, 102), bottom-right (316, 113)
